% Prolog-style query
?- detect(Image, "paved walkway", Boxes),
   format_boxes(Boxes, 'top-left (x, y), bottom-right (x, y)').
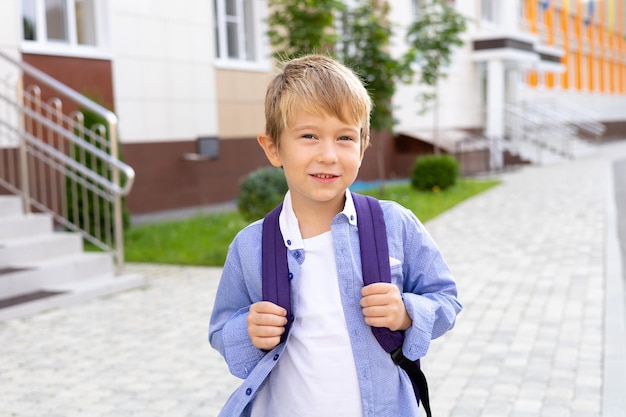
top-left (1, 141), bottom-right (626, 417)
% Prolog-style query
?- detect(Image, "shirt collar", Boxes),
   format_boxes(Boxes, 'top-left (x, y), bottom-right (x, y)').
top-left (278, 190), bottom-right (358, 250)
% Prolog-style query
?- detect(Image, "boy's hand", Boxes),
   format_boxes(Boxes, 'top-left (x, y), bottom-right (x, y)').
top-left (247, 301), bottom-right (288, 350)
top-left (360, 283), bottom-right (412, 331)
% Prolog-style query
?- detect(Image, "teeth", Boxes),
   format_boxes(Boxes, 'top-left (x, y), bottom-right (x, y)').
top-left (316, 174), bottom-right (333, 179)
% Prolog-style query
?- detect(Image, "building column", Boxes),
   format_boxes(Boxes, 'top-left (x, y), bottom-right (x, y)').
top-left (486, 59), bottom-right (505, 170)
top-left (506, 68), bottom-right (522, 104)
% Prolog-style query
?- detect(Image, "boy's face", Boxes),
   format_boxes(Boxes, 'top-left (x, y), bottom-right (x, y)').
top-left (258, 108), bottom-right (363, 214)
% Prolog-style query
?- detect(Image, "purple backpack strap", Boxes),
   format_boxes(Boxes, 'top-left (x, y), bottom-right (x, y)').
top-left (261, 203), bottom-right (292, 340)
top-left (352, 193), bottom-right (405, 352)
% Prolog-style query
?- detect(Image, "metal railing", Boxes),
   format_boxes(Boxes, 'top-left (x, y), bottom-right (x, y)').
top-left (0, 50), bottom-right (135, 274)
top-left (505, 102), bottom-right (576, 160)
top-left (504, 100), bottom-right (604, 163)
top-left (523, 100), bottom-right (606, 140)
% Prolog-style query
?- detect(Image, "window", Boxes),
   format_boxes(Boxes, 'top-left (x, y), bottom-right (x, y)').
top-left (481, 0), bottom-right (498, 24)
top-left (214, 0), bottom-right (268, 69)
top-left (536, 0), bottom-right (545, 33)
top-left (21, 0), bottom-right (107, 55)
top-left (74, 0), bottom-right (97, 45)
top-left (22, 0), bottom-right (37, 41)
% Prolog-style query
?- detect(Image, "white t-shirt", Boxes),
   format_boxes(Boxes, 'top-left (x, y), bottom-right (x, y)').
top-left (251, 231), bottom-right (363, 417)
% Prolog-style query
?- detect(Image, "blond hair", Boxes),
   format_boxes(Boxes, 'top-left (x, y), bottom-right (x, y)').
top-left (264, 54), bottom-right (372, 156)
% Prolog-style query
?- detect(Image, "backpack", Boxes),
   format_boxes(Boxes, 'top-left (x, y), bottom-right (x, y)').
top-left (262, 192), bottom-right (432, 417)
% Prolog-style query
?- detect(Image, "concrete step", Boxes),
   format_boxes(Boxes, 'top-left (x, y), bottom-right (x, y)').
top-left (0, 195), bottom-right (23, 217)
top-left (0, 213), bottom-right (53, 239)
top-left (0, 194), bottom-right (146, 321)
top-left (0, 251), bottom-right (115, 300)
top-left (0, 271), bottom-right (146, 320)
top-left (504, 137), bottom-right (599, 166)
top-left (0, 232), bottom-right (83, 267)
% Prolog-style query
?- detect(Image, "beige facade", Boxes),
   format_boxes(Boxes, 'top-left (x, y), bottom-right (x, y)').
top-left (215, 69), bottom-right (270, 139)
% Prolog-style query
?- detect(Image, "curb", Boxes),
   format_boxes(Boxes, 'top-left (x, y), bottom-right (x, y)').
top-left (602, 159), bottom-right (626, 417)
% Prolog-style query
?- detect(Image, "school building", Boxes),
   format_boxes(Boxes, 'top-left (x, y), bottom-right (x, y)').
top-left (1, 0), bottom-right (625, 216)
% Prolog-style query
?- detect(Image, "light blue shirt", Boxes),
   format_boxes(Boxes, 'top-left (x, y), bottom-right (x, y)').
top-left (209, 191), bottom-right (462, 417)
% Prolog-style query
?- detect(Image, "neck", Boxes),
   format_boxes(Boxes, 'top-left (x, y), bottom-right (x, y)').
top-left (292, 194), bottom-right (346, 239)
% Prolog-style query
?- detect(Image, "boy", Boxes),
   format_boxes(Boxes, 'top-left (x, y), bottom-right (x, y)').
top-left (209, 54), bottom-right (461, 417)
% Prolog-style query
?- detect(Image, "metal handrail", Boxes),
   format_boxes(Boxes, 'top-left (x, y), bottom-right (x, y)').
top-left (0, 49), bottom-right (135, 273)
top-left (504, 102), bottom-right (578, 159)
top-left (523, 101), bottom-right (606, 139)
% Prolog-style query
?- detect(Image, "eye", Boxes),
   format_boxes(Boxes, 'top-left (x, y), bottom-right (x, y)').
top-left (338, 135), bottom-right (355, 141)
top-left (301, 134), bottom-right (316, 139)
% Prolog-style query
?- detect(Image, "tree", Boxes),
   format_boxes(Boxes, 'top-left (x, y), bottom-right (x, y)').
top-left (342, 0), bottom-right (410, 192)
top-left (267, 0), bottom-right (345, 60)
top-left (404, 0), bottom-right (467, 153)
top-left (342, 0), bottom-right (408, 133)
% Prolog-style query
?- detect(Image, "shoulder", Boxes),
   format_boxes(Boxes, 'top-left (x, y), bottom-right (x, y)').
top-left (378, 199), bottom-right (422, 227)
top-left (376, 199), bottom-right (432, 247)
top-left (228, 219), bottom-right (264, 254)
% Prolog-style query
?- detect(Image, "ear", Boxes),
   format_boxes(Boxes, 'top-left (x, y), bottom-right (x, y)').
top-left (257, 133), bottom-right (282, 167)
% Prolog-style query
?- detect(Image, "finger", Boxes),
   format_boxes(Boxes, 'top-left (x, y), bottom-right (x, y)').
top-left (361, 282), bottom-right (395, 296)
top-left (362, 302), bottom-right (409, 331)
top-left (248, 320), bottom-right (285, 350)
top-left (248, 323), bottom-right (286, 338)
top-left (251, 301), bottom-right (287, 316)
top-left (248, 311), bottom-right (288, 327)
top-left (363, 315), bottom-right (393, 329)
top-left (360, 292), bottom-right (393, 308)
top-left (361, 305), bottom-right (387, 317)
top-left (252, 335), bottom-right (282, 350)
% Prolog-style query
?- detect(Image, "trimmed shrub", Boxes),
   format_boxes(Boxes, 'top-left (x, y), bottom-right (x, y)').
top-left (411, 154), bottom-right (459, 191)
top-left (237, 166), bottom-right (288, 222)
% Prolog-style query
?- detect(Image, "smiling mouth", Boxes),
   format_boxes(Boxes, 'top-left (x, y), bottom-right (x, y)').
top-left (312, 174), bottom-right (337, 179)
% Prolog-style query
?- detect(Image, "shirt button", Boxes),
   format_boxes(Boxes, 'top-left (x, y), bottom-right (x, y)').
top-left (350, 215), bottom-right (355, 221)
top-left (245, 388), bottom-right (252, 396)
top-left (273, 354), bottom-right (280, 361)
top-left (288, 272), bottom-right (293, 280)
top-left (294, 251), bottom-right (300, 259)
top-left (287, 239), bottom-right (292, 245)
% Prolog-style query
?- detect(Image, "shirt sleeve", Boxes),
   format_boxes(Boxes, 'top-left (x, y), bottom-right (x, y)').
top-left (208, 226), bottom-right (266, 379)
top-left (383, 201), bottom-right (462, 361)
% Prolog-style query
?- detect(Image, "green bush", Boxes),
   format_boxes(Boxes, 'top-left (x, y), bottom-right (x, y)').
top-left (411, 154), bottom-right (459, 191)
top-left (237, 166), bottom-right (288, 222)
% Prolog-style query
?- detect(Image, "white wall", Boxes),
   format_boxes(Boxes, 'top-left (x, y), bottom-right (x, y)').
top-left (109, 0), bottom-right (219, 143)
top-left (0, 0), bottom-right (21, 148)
top-left (524, 88), bottom-right (626, 122)
top-left (390, 0), bottom-right (484, 134)
top-left (0, 0), bottom-right (21, 52)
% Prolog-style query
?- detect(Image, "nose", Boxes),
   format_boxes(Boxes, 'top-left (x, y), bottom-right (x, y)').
top-left (317, 139), bottom-right (339, 163)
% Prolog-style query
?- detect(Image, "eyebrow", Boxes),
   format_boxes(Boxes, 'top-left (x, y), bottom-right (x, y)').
top-left (292, 124), bottom-right (360, 134)
top-left (292, 124), bottom-right (318, 132)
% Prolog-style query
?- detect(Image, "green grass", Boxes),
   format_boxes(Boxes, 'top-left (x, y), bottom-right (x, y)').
top-left (123, 178), bottom-right (499, 266)
top-left (124, 211), bottom-right (248, 266)
top-left (362, 178), bottom-right (499, 223)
